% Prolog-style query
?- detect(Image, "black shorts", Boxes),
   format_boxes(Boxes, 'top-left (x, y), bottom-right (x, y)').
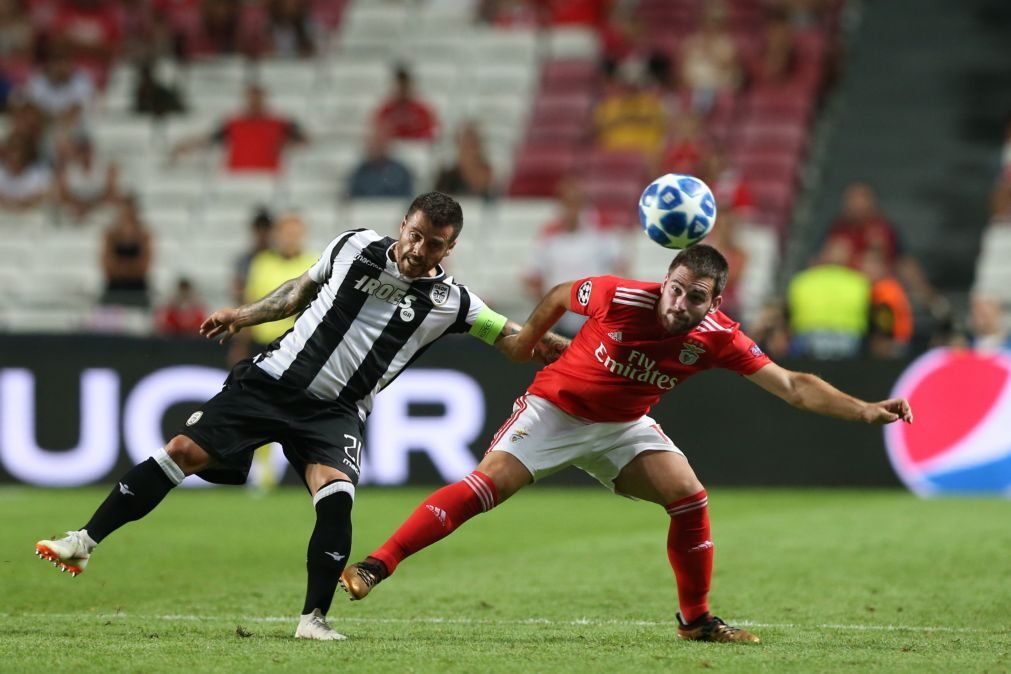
top-left (178, 359), bottom-right (364, 487)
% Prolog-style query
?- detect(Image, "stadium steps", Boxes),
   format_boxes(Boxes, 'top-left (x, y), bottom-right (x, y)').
top-left (790, 0), bottom-right (1011, 300)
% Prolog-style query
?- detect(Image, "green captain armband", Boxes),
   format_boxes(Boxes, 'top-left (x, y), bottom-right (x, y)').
top-left (469, 306), bottom-right (508, 345)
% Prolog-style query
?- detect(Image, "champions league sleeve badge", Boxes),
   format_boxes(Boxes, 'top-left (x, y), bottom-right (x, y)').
top-left (430, 283), bottom-right (450, 306)
top-left (577, 280), bottom-right (592, 306)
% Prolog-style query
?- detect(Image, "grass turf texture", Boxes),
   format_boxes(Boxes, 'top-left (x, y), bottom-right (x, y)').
top-left (1, 486), bottom-right (1009, 673)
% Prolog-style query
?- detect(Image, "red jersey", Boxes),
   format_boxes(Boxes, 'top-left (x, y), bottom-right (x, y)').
top-left (215, 115), bottom-right (299, 172)
top-left (528, 275), bottom-right (772, 422)
top-left (373, 99), bottom-right (438, 140)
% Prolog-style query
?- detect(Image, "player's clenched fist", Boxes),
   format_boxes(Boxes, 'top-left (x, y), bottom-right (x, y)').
top-left (863, 398), bottom-right (914, 425)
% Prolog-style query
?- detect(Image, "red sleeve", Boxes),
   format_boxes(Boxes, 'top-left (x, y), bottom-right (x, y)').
top-left (715, 329), bottom-right (772, 375)
top-left (569, 275), bottom-right (617, 319)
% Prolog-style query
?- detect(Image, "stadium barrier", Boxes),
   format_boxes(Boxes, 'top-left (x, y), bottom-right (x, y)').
top-left (0, 334), bottom-right (907, 488)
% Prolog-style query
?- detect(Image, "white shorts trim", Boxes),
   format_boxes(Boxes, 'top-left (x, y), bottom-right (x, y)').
top-left (487, 394), bottom-right (683, 491)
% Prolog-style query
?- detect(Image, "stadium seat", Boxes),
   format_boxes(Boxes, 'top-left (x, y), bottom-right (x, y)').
top-left (732, 121), bottom-right (809, 156)
top-left (90, 118), bottom-right (157, 157)
top-left (745, 86), bottom-right (816, 126)
top-left (508, 144), bottom-right (577, 197)
top-left (733, 150), bottom-right (801, 185)
top-left (253, 60), bottom-right (324, 97)
top-left (973, 225), bottom-right (1011, 302)
top-left (544, 27), bottom-right (600, 61)
top-left (734, 223), bottom-right (780, 326)
top-left (492, 198), bottom-right (558, 241)
top-left (748, 178), bottom-right (796, 228)
top-left (540, 59), bottom-right (599, 95)
top-left (461, 29), bottom-right (538, 68)
top-left (468, 62), bottom-right (538, 98)
top-left (346, 198), bottom-right (411, 234)
top-left (581, 175), bottom-right (644, 210)
top-left (579, 149), bottom-right (650, 181)
top-left (529, 91), bottom-right (595, 126)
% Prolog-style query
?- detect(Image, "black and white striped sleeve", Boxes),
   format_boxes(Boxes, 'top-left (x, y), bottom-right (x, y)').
top-left (308, 229), bottom-right (366, 283)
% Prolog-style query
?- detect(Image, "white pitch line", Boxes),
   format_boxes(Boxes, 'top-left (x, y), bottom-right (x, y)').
top-left (0, 613), bottom-right (991, 634)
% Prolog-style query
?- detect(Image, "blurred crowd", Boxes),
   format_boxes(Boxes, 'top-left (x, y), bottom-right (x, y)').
top-left (0, 0), bottom-right (1005, 358)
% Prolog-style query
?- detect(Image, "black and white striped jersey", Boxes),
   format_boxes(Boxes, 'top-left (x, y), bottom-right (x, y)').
top-left (255, 228), bottom-right (487, 420)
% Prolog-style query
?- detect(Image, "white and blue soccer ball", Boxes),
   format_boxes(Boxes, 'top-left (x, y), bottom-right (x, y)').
top-left (638, 174), bottom-right (717, 249)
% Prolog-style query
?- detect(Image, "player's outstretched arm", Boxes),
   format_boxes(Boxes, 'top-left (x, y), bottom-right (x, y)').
top-left (496, 282), bottom-right (573, 362)
top-left (199, 272), bottom-right (320, 343)
top-left (746, 362), bottom-right (913, 425)
top-left (494, 319), bottom-right (571, 365)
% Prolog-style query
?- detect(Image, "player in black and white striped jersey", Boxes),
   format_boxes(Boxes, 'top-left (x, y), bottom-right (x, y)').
top-left (34, 192), bottom-right (569, 641)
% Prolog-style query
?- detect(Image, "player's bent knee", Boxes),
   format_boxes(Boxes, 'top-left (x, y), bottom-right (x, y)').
top-left (476, 451), bottom-right (532, 502)
top-left (165, 435), bottom-right (212, 475)
top-left (304, 464), bottom-right (353, 495)
top-left (664, 477), bottom-right (705, 503)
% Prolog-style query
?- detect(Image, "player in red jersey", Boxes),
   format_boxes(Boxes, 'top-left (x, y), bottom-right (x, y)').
top-left (340, 244), bottom-right (913, 643)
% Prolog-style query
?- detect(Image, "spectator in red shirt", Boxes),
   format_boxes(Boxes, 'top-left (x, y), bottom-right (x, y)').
top-left (155, 276), bottom-right (207, 336)
top-left (548, 0), bottom-right (611, 27)
top-left (820, 181), bottom-right (943, 315)
top-left (169, 83), bottom-right (307, 173)
top-left (821, 182), bottom-right (901, 269)
top-left (660, 113), bottom-right (707, 176)
top-left (49, 0), bottom-right (122, 86)
top-left (372, 65), bottom-right (439, 142)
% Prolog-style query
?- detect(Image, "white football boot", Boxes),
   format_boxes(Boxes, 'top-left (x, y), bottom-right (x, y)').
top-left (294, 609), bottom-right (347, 641)
top-left (35, 530), bottom-right (96, 577)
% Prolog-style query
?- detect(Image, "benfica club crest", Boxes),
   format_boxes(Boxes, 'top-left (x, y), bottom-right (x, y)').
top-left (430, 283), bottom-right (450, 306)
top-left (679, 340), bottom-right (706, 365)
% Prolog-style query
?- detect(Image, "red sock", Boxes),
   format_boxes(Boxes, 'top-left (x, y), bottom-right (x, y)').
top-left (665, 489), bottom-right (713, 624)
top-left (371, 471), bottom-right (498, 576)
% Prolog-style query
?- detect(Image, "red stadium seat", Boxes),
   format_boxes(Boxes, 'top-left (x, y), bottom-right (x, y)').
top-left (733, 150), bottom-right (801, 185)
top-left (530, 92), bottom-right (595, 126)
top-left (580, 175), bottom-right (644, 210)
top-left (525, 122), bottom-right (589, 144)
top-left (599, 205), bottom-right (639, 230)
top-left (541, 60), bottom-right (599, 96)
top-left (509, 144), bottom-right (578, 197)
top-left (312, 0), bottom-right (349, 29)
top-left (749, 178), bottom-right (796, 229)
top-left (579, 149), bottom-right (650, 181)
top-left (745, 85), bottom-right (816, 125)
top-left (732, 121), bottom-right (808, 156)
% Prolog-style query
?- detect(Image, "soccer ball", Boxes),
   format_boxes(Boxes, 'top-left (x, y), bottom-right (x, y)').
top-left (638, 174), bottom-right (717, 249)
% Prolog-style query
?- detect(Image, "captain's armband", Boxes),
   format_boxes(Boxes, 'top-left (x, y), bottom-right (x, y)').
top-left (468, 306), bottom-right (508, 345)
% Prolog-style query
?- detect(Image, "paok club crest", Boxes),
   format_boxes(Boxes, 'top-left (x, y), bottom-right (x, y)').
top-left (678, 339), bottom-right (706, 365)
top-left (430, 283), bottom-right (450, 306)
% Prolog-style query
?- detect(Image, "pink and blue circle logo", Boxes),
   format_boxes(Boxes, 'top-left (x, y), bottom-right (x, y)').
top-left (885, 348), bottom-right (1011, 496)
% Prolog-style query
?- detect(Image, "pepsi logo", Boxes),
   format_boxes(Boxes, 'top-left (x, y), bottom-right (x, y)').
top-left (884, 348), bottom-right (1011, 496)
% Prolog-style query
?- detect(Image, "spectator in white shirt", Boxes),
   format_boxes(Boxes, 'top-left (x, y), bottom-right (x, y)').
top-left (25, 46), bottom-right (94, 137)
top-left (0, 137), bottom-right (52, 211)
top-left (523, 177), bottom-right (630, 336)
top-left (55, 133), bottom-right (119, 221)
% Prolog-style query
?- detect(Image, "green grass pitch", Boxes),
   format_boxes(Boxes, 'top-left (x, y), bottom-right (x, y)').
top-left (1, 486), bottom-right (1009, 673)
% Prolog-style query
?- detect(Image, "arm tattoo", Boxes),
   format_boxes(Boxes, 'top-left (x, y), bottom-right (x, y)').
top-left (498, 320), bottom-right (522, 339)
top-left (533, 332), bottom-right (571, 365)
top-left (236, 274), bottom-right (318, 327)
top-left (496, 319), bottom-right (570, 364)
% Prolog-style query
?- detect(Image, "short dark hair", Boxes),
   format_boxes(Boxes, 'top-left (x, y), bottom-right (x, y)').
top-left (668, 244), bottom-right (729, 298)
top-left (406, 191), bottom-right (464, 240)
